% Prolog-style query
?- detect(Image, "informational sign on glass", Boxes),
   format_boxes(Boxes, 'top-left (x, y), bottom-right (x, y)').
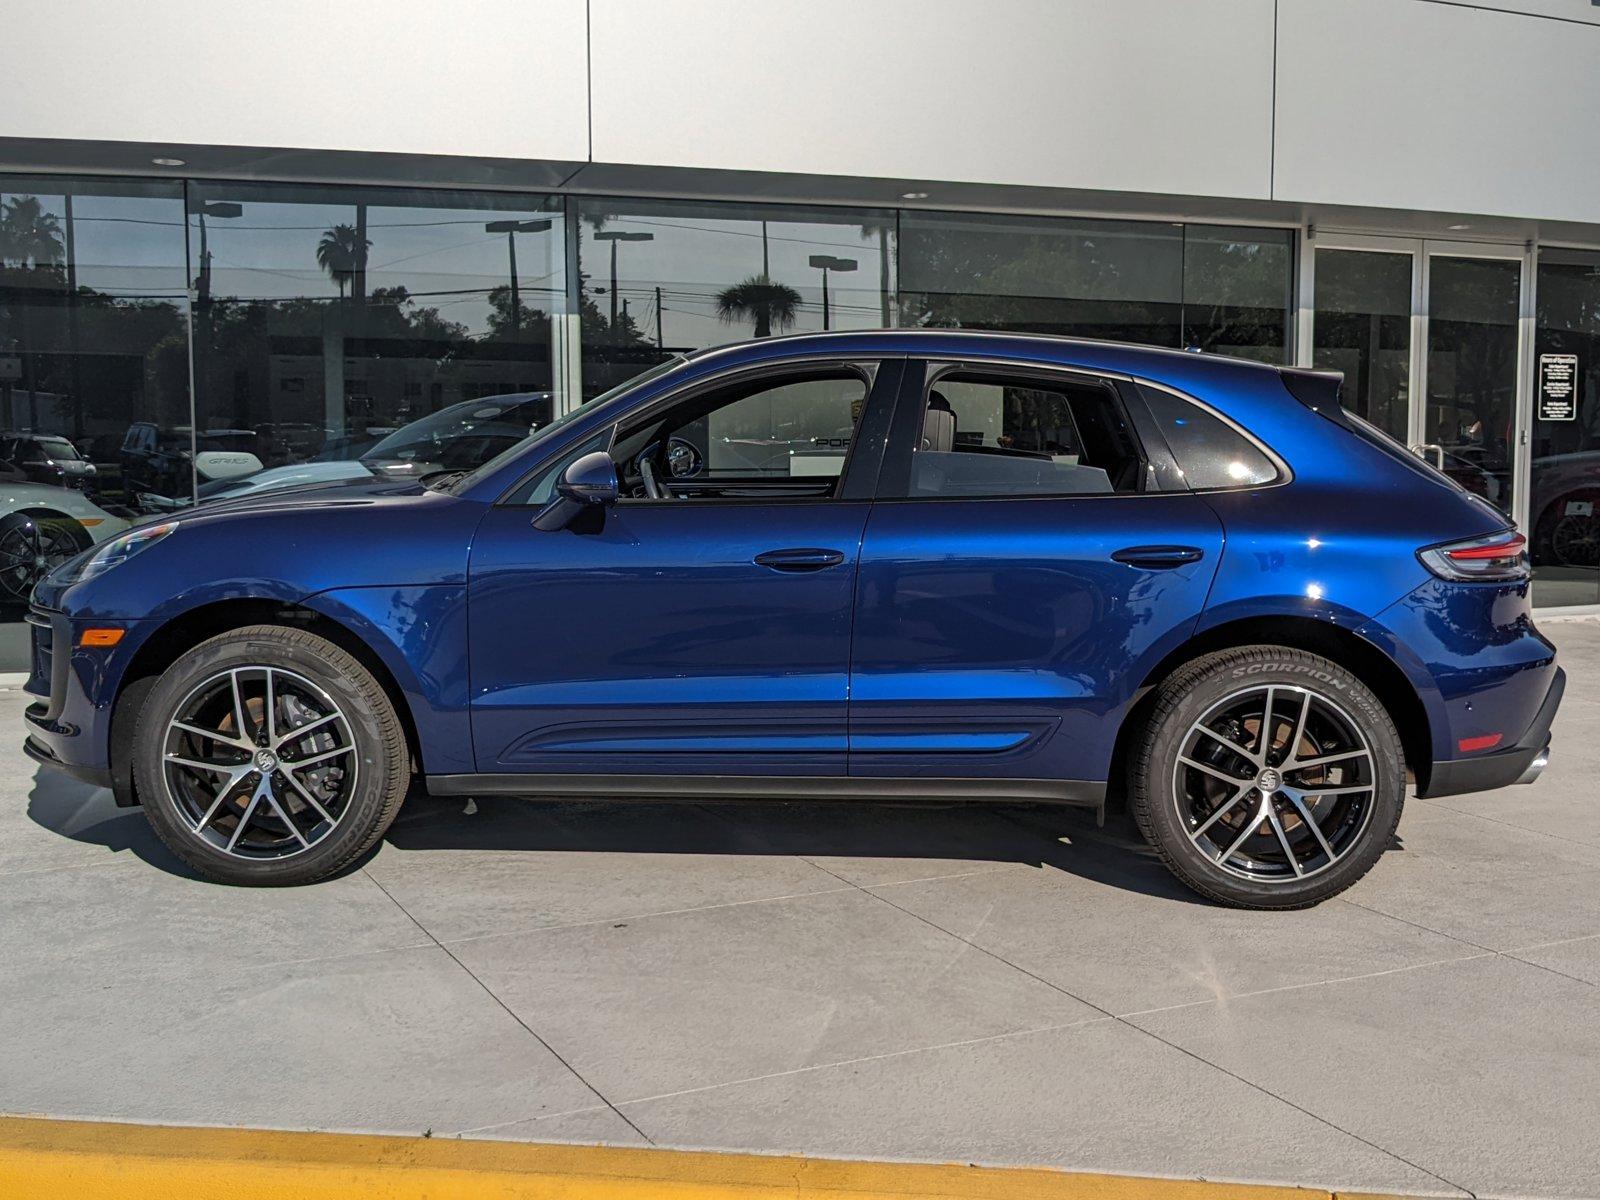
top-left (1538, 353), bottom-right (1578, 421)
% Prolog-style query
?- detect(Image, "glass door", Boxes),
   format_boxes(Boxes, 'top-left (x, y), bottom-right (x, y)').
top-left (1530, 248), bottom-right (1600, 608)
top-left (1421, 245), bottom-right (1525, 518)
top-left (1311, 242), bottom-right (1416, 443)
top-left (1310, 236), bottom-right (1530, 522)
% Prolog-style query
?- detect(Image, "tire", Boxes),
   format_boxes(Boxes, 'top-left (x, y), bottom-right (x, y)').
top-left (0, 511), bottom-right (93, 604)
top-left (1130, 646), bottom-right (1404, 909)
top-left (1532, 489), bottom-right (1600, 570)
top-left (134, 625), bottom-right (409, 886)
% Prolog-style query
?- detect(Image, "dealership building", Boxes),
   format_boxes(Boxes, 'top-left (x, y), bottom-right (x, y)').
top-left (2, 0), bottom-right (1599, 666)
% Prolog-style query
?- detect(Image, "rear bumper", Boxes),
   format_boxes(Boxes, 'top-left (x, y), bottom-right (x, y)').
top-left (1418, 666), bottom-right (1564, 799)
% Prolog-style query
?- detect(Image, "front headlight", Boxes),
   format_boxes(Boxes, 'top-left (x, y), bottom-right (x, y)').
top-left (51, 521), bottom-right (180, 586)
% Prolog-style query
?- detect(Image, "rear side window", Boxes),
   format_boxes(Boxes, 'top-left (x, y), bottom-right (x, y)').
top-left (905, 370), bottom-right (1144, 498)
top-left (1138, 383), bottom-right (1280, 490)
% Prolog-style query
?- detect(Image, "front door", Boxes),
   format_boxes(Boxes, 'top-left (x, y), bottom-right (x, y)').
top-left (1311, 236), bottom-right (1530, 522)
top-left (467, 358), bottom-right (898, 778)
top-left (848, 360), bottom-right (1225, 787)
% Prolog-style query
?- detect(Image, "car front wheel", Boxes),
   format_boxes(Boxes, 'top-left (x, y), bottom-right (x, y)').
top-left (0, 512), bottom-right (93, 604)
top-left (134, 625), bottom-right (409, 886)
top-left (1130, 646), bottom-right (1404, 909)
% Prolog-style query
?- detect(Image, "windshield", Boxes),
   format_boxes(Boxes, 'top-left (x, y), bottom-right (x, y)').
top-left (38, 438), bottom-right (81, 461)
top-left (363, 395), bottom-right (549, 465)
top-left (447, 356), bottom-right (689, 494)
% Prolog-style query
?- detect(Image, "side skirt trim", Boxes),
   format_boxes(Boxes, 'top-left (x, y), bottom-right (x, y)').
top-left (424, 773), bottom-right (1105, 806)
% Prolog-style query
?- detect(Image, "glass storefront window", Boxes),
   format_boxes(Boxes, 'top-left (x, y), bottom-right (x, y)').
top-left (1312, 247), bottom-right (1412, 441)
top-left (183, 182), bottom-right (564, 508)
top-left (0, 176), bottom-right (189, 667)
top-left (575, 198), bottom-right (897, 398)
top-left (1531, 248), bottom-right (1600, 608)
top-left (899, 212), bottom-right (1292, 364)
top-left (1424, 254), bottom-right (1521, 517)
top-left (1180, 225), bottom-right (1293, 363)
top-left (900, 211), bottom-right (1183, 345)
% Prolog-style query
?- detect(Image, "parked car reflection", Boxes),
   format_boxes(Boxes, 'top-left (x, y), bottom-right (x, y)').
top-left (178, 393), bottom-right (552, 506)
top-left (0, 433), bottom-right (98, 493)
top-left (0, 471), bottom-right (130, 604)
top-left (121, 423), bottom-right (263, 509)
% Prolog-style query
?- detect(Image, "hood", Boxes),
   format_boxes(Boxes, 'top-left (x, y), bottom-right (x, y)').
top-left (180, 474), bottom-right (433, 524)
top-left (197, 459), bottom-right (373, 502)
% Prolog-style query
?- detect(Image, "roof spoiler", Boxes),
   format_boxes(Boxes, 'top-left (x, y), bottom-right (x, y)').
top-left (1279, 367), bottom-right (1348, 425)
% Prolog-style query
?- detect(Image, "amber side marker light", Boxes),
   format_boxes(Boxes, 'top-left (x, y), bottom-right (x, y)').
top-left (79, 628), bottom-right (125, 648)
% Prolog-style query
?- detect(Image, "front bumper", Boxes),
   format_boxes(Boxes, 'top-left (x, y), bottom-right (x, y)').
top-left (21, 602), bottom-right (134, 798)
top-left (22, 731), bottom-right (113, 789)
top-left (1418, 666), bottom-right (1564, 799)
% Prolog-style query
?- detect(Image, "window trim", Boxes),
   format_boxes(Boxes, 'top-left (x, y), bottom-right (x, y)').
top-left (875, 357), bottom-right (1162, 504)
top-left (608, 355), bottom-right (899, 509)
top-left (1130, 377), bottom-right (1293, 493)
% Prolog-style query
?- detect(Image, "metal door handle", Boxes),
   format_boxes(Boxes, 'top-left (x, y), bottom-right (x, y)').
top-left (1111, 545), bottom-right (1205, 569)
top-left (753, 548), bottom-right (846, 572)
top-left (1410, 442), bottom-right (1445, 469)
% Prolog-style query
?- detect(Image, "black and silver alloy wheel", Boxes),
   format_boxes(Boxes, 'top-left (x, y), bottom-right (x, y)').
top-left (163, 666), bottom-right (358, 860)
top-left (1132, 646), bottom-right (1404, 909)
top-left (1173, 685), bottom-right (1375, 883)
top-left (0, 513), bottom-right (91, 604)
top-left (135, 625), bottom-right (409, 886)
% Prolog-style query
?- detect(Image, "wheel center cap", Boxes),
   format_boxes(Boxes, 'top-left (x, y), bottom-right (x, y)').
top-left (1256, 768), bottom-right (1282, 792)
top-left (254, 749), bottom-right (279, 773)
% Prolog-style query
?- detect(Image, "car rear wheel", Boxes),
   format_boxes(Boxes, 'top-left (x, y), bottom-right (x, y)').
top-left (134, 625), bottom-right (409, 886)
top-left (1130, 646), bottom-right (1404, 909)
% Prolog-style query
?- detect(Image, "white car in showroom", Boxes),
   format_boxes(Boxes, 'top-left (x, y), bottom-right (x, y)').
top-left (0, 477), bottom-right (129, 604)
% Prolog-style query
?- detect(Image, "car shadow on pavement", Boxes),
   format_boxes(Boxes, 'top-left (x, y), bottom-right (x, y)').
top-left (381, 787), bottom-right (1213, 904)
top-left (25, 767), bottom-right (203, 879)
top-left (26, 763), bottom-right (1259, 904)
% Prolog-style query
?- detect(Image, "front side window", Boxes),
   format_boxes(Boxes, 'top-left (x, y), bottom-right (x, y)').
top-left (1138, 382), bottom-right (1280, 490)
top-left (612, 367), bottom-right (872, 501)
top-left (905, 371), bottom-right (1144, 498)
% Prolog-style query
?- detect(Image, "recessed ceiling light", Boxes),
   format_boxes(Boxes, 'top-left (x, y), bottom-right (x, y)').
top-left (1447, 223), bottom-right (1471, 231)
top-left (151, 157), bottom-right (186, 167)
top-left (900, 191), bottom-right (930, 201)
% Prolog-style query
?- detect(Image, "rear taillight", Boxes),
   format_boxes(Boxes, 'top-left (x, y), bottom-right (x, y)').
top-left (1418, 530), bottom-right (1529, 582)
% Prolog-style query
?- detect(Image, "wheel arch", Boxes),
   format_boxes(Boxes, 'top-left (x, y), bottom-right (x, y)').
top-left (110, 598), bottom-right (423, 807)
top-left (12, 505), bottom-right (92, 534)
top-left (1110, 614), bottom-right (1432, 802)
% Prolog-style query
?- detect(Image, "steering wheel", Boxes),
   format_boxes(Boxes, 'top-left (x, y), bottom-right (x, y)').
top-left (638, 453), bottom-right (667, 500)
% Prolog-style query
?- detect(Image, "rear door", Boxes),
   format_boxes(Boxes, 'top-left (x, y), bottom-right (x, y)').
top-left (848, 359), bottom-right (1225, 788)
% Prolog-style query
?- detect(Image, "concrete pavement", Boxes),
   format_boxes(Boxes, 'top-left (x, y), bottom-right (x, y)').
top-left (3, 623), bottom-right (1598, 1198)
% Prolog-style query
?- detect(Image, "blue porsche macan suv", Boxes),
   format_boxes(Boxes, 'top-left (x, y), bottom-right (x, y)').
top-left (22, 331), bottom-right (1563, 908)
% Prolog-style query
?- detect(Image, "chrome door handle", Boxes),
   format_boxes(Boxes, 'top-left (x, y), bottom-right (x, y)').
top-left (1410, 442), bottom-right (1445, 469)
top-left (1111, 545), bottom-right (1205, 570)
top-left (753, 548), bottom-right (846, 572)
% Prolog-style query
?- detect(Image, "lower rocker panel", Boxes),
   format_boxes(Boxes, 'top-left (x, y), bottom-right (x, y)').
top-left (424, 772), bottom-right (1105, 806)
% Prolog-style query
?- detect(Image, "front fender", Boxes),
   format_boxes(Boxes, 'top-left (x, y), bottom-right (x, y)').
top-left (301, 586), bottom-right (475, 776)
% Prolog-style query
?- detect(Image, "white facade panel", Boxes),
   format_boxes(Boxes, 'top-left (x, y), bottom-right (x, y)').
top-left (0, 0), bottom-right (591, 164)
top-left (1274, 0), bottom-right (1600, 225)
top-left (1444, 1), bottom-right (1600, 26)
top-left (588, 0), bottom-right (1276, 201)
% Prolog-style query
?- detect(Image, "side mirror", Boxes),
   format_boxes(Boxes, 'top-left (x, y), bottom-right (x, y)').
top-left (532, 451), bottom-right (619, 531)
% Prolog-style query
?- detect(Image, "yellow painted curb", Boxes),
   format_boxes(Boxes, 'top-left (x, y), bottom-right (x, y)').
top-left (0, 1116), bottom-right (1418, 1200)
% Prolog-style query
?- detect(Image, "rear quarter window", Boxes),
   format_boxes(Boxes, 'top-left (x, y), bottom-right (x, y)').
top-left (1137, 382), bottom-right (1280, 490)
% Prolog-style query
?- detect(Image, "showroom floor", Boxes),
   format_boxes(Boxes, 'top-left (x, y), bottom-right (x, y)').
top-left (3, 625), bottom-right (1598, 1199)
